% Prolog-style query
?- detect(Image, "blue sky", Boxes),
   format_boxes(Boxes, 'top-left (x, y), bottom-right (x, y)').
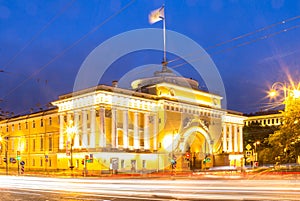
top-left (1, 0), bottom-right (300, 115)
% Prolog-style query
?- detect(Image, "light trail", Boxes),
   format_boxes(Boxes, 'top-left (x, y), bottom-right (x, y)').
top-left (1, 176), bottom-right (300, 200)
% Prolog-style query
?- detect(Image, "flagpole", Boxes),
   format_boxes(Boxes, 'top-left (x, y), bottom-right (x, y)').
top-left (162, 5), bottom-right (167, 71)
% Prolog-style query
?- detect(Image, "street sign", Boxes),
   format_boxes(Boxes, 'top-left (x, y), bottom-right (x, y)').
top-left (10, 157), bottom-right (16, 163)
top-left (45, 155), bottom-right (48, 159)
top-left (20, 161), bottom-right (25, 165)
top-left (246, 144), bottom-right (252, 150)
top-left (246, 151), bottom-right (252, 157)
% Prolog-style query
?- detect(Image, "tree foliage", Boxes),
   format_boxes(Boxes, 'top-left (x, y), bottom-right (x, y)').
top-left (267, 97), bottom-right (300, 163)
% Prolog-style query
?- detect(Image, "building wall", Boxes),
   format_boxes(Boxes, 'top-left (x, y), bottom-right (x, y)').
top-left (0, 84), bottom-right (246, 173)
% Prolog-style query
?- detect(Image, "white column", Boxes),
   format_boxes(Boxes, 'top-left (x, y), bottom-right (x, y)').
top-left (144, 113), bottom-right (150, 150)
top-left (234, 124), bottom-right (238, 152)
top-left (153, 114), bottom-right (158, 151)
top-left (67, 113), bottom-right (72, 143)
top-left (111, 108), bottom-right (117, 149)
top-left (133, 112), bottom-right (140, 150)
top-left (222, 123), bottom-right (227, 152)
top-left (90, 107), bottom-right (96, 148)
top-left (82, 110), bottom-right (88, 148)
top-left (123, 110), bottom-right (128, 149)
top-left (99, 107), bottom-right (106, 147)
top-left (228, 124), bottom-right (233, 152)
top-left (74, 111), bottom-right (80, 148)
top-left (59, 113), bottom-right (64, 149)
top-left (239, 125), bottom-right (243, 152)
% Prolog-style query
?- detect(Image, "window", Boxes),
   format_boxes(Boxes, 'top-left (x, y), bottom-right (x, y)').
top-left (121, 159), bottom-right (125, 169)
top-left (11, 139), bottom-right (14, 152)
top-left (32, 139), bottom-right (36, 152)
top-left (6, 125), bottom-right (8, 132)
top-left (40, 119), bottom-right (43, 127)
top-left (40, 158), bottom-right (43, 167)
top-left (49, 159), bottom-right (52, 167)
top-left (25, 122), bottom-right (28, 129)
top-left (40, 137), bottom-right (44, 151)
top-left (142, 160), bottom-right (146, 168)
top-left (32, 159), bottom-right (35, 166)
top-left (49, 117), bottom-right (52, 126)
top-left (18, 123), bottom-right (21, 130)
top-left (48, 137), bottom-right (52, 151)
top-left (11, 124), bottom-right (14, 131)
top-left (25, 139), bottom-right (28, 152)
top-left (32, 120), bottom-right (35, 128)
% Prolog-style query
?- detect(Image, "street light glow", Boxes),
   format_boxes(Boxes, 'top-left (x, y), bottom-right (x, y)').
top-left (268, 90), bottom-right (277, 98)
top-left (292, 89), bottom-right (300, 99)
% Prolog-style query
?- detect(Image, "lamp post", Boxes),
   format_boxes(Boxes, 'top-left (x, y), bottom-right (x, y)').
top-left (268, 81), bottom-right (300, 110)
top-left (0, 135), bottom-right (8, 175)
top-left (66, 120), bottom-right (76, 170)
top-left (253, 141), bottom-right (260, 167)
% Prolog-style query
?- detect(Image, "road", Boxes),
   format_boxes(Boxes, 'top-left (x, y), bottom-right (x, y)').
top-left (0, 175), bottom-right (300, 200)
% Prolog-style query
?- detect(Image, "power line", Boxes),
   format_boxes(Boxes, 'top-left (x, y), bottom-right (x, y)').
top-left (1, 0), bottom-right (77, 71)
top-left (167, 15), bottom-right (300, 66)
top-left (168, 23), bottom-right (300, 70)
top-left (1, 0), bottom-right (136, 102)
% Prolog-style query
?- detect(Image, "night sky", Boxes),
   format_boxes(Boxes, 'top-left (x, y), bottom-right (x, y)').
top-left (1, 0), bottom-right (300, 116)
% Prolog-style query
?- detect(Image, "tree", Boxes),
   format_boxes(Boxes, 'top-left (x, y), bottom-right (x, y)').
top-left (267, 96), bottom-right (300, 163)
top-left (243, 122), bottom-right (279, 165)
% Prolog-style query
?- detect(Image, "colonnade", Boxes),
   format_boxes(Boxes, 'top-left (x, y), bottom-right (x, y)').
top-left (58, 107), bottom-right (158, 152)
top-left (222, 123), bottom-right (243, 153)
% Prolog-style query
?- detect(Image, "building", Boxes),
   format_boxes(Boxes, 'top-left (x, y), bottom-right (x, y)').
top-left (244, 111), bottom-right (282, 127)
top-left (0, 66), bottom-right (246, 174)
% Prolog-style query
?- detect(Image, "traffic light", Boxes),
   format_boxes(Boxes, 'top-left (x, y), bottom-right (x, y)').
top-left (16, 151), bottom-right (21, 160)
top-left (89, 154), bottom-right (93, 163)
top-left (185, 152), bottom-right (190, 161)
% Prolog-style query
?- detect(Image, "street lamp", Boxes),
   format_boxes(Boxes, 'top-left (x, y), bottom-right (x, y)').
top-left (253, 141), bottom-right (260, 163)
top-left (268, 81), bottom-right (300, 110)
top-left (0, 135), bottom-right (8, 175)
top-left (66, 120), bottom-right (77, 170)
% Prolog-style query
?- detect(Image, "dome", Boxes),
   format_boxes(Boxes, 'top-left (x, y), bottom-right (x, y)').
top-left (131, 62), bottom-right (199, 90)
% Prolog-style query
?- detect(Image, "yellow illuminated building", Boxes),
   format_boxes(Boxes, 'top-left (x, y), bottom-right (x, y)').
top-left (0, 67), bottom-right (246, 173)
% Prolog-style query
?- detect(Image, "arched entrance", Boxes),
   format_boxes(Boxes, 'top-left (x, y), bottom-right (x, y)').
top-left (175, 126), bottom-right (213, 170)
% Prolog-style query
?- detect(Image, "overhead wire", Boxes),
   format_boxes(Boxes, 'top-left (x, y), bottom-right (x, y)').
top-left (1, 0), bottom-right (136, 116)
top-left (168, 23), bottom-right (300, 70)
top-left (1, 0), bottom-right (77, 71)
top-left (167, 15), bottom-right (300, 65)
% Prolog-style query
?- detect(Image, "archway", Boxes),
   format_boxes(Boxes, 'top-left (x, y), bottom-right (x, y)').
top-left (176, 126), bottom-right (213, 170)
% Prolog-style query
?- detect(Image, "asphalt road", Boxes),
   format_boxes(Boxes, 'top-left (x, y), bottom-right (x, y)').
top-left (0, 175), bottom-right (300, 200)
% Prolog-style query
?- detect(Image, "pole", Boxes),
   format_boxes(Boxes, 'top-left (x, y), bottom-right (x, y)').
top-left (70, 140), bottom-right (74, 170)
top-left (163, 16), bottom-right (166, 63)
top-left (5, 141), bottom-right (8, 175)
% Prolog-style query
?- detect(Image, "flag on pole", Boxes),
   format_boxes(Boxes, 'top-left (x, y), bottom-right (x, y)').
top-left (148, 6), bottom-right (164, 24)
